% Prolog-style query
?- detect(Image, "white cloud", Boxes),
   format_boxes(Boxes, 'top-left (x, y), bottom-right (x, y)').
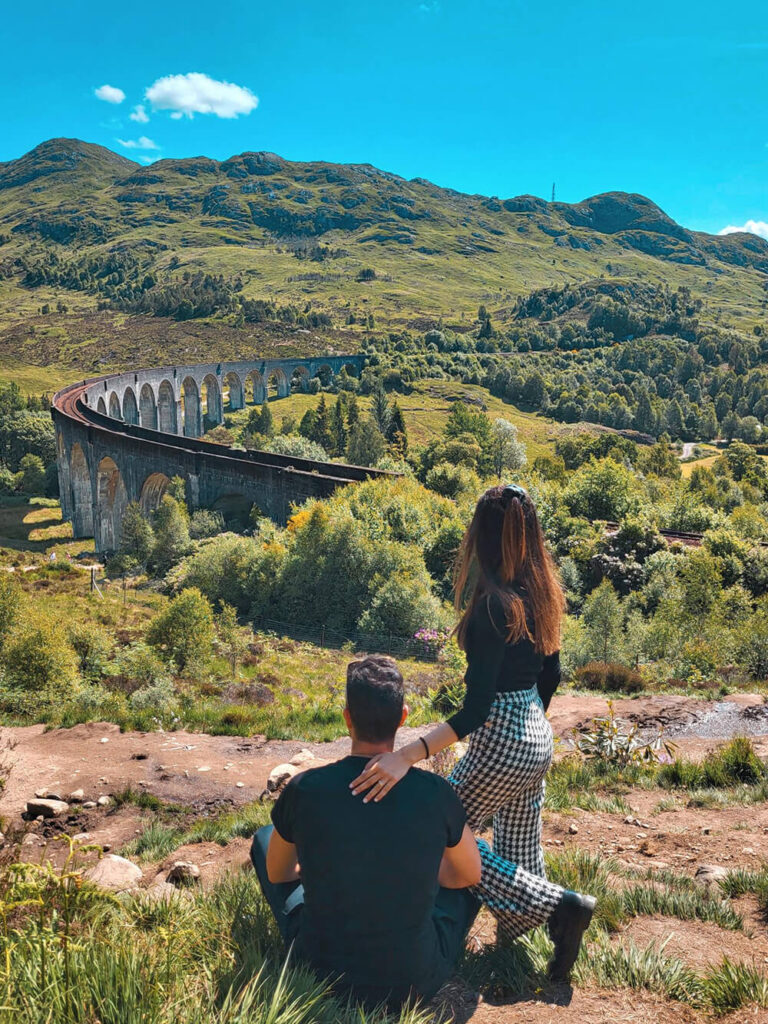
top-left (145, 72), bottom-right (258, 119)
top-left (719, 220), bottom-right (768, 240)
top-left (95, 84), bottom-right (126, 104)
top-left (129, 104), bottom-right (149, 123)
top-left (116, 136), bottom-right (160, 151)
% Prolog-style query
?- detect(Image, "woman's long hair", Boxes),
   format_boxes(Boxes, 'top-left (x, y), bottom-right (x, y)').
top-left (454, 485), bottom-right (564, 654)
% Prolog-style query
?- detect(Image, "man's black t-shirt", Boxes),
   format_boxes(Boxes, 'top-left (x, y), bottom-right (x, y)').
top-left (271, 755), bottom-right (467, 1005)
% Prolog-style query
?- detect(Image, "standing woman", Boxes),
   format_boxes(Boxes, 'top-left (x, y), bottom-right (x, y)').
top-left (351, 483), bottom-right (565, 882)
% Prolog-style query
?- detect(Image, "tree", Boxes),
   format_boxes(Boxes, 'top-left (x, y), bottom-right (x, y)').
top-left (216, 603), bottom-right (248, 676)
top-left (151, 495), bottom-right (191, 575)
top-left (346, 394), bottom-right (360, 431)
top-left (582, 579), bottom-right (624, 663)
top-left (385, 400), bottom-right (408, 457)
top-left (167, 476), bottom-right (188, 508)
top-left (347, 417), bottom-right (387, 467)
top-left (312, 394), bottom-right (334, 452)
top-left (266, 435), bottom-right (329, 461)
top-left (298, 408), bottom-right (318, 440)
top-left (680, 549), bottom-right (722, 620)
top-left (490, 418), bottom-right (527, 478)
top-left (119, 502), bottom-right (155, 565)
top-left (564, 458), bottom-right (637, 521)
top-left (0, 575), bottom-right (20, 648)
top-left (146, 587), bottom-right (215, 673)
top-left (330, 398), bottom-right (347, 457)
top-left (372, 384), bottom-right (391, 435)
top-left (16, 453), bottom-right (46, 494)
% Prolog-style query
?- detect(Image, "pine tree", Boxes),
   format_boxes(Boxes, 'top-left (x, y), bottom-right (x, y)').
top-left (346, 394), bottom-right (360, 431)
top-left (385, 400), bottom-right (408, 457)
top-left (313, 394), bottom-right (334, 452)
top-left (299, 408), bottom-right (318, 440)
top-left (331, 397), bottom-right (347, 457)
top-left (372, 384), bottom-right (391, 434)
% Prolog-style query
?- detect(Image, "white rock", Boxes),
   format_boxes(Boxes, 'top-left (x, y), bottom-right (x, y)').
top-left (267, 763), bottom-right (299, 792)
top-left (694, 864), bottom-right (728, 887)
top-left (84, 854), bottom-right (142, 892)
top-left (236, 781), bottom-right (245, 788)
top-left (100, 738), bottom-right (109, 744)
top-left (568, 823), bottom-right (579, 835)
top-left (72, 832), bottom-right (92, 842)
top-left (34, 787), bottom-right (49, 799)
top-left (82, 801), bottom-right (97, 809)
top-left (26, 799), bottom-right (69, 819)
top-left (69, 789), bottom-right (85, 803)
top-left (290, 749), bottom-right (315, 767)
top-left (167, 861), bottom-right (201, 886)
top-left (22, 833), bottom-right (38, 846)
top-left (96, 796), bottom-right (111, 807)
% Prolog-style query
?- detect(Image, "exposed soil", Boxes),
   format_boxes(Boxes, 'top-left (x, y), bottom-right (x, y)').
top-left (6, 693), bottom-right (768, 1022)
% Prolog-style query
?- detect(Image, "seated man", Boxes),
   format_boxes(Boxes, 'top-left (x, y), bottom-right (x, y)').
top-left (251, 655), bottom-right (593, 1009)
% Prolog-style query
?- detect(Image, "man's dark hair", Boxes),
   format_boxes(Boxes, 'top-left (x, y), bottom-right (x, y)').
top-left (345, 656), bottom-right (404, 742)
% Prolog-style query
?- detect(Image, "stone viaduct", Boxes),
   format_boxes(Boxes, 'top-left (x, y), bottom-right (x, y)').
top-left (51, 354), bottom-right (386, 553)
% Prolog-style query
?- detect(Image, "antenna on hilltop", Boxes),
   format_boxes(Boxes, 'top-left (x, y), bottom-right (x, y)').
top-left (551, 182), bottom-right (556, 203)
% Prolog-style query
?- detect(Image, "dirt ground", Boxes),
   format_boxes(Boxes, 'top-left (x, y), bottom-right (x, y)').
top-left (6, 692), bottom-right (768, 1022)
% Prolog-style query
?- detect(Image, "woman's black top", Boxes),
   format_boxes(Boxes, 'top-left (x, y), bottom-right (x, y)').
top-left (447, 590), bottom-right (561, 740)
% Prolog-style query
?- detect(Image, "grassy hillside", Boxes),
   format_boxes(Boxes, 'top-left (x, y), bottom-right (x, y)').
top-left (1, 138), bottom-right (767, 393)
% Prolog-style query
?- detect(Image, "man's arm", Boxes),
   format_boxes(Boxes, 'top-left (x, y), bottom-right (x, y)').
top-left (438, 825), bottom-right (482, 889)
top-left (266, 826), bottom-right (301, 883)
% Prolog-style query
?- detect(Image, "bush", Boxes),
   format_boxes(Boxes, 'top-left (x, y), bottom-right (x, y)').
top-left (573, 661), bottom-right (644, 694)
top-left (108, 642), bottom-right (169, 692)
top-left (659, 737), bottom-right (766, 789)
top-left (188, 509), bottom-right (225, 540)
top-left (174, 533), bottom-right (283, 614)
top-left (145, 588), bottom-right (215, 673)
top-left (66, 621), bottom-right (114, 681)
top-left (129, 677), bottom-right (178, 721)
top-left (1, 616), bottom-right (80, 714)
top-left (424, 461), bottom-right (480, 499)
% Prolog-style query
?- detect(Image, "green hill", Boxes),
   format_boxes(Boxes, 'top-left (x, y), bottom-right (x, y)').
top-left (0, 138), bottom-right (766, 386)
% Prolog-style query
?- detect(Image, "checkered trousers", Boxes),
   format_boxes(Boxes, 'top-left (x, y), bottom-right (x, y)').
top-left (448, 686), bottom-right (562, 938)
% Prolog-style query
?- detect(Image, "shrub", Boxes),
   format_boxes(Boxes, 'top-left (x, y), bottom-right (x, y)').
top-left (424, 461), bottom-right (480, 499)
top-left (0, 574), bottom-right (20, 648)
top-left (109, 641), bottom-right (168, 692)
top-left (145, 588), bottom-right (215, 673)
top-left (175, 533), bottom-right (282, 614)
top-left (188, 509), bottom-right (225, 540)
top-left (573, 661), bottom-right (644, 694)
top-left (66, 621), bottom-right (114, 681)
top-left (129, 677), bottom-right (178, 720)
top-left (659, 737), bottom-right (766, 790)
top-left (1, 616), bottom-right (80, 714)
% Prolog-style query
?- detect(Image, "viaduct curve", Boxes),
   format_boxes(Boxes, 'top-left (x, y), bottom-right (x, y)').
top-left (51, 353), bottom-right (389, 553)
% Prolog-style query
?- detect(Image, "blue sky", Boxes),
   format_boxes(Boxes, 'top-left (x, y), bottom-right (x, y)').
top-left (1, 0), bottom-right (767, 236)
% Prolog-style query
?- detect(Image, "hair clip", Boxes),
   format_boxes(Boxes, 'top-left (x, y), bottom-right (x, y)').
top-left (501, 484), bottom-right (527, 506)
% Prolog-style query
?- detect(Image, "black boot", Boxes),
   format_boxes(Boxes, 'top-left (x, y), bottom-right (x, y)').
top-left (547, 890), bottom-right (596, 983)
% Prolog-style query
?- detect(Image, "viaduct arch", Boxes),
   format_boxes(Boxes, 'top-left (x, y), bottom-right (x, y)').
top-left (52, 354), bottom-right (380, 553)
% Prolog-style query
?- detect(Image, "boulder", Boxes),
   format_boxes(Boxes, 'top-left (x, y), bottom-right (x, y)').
top-left (26, 798), bottom-right (69, 819)
top-left (267, 763), bottom-right (299, 793)
top-left (82, 801), bottom-right (97, 809)
top-left (167, 861), bottom-right (201, 886)
top-left (69, 789), bottom-right (85, 803)
top-left (694, 864), bottom-right (728, 887)
top-left (83, 854), bottom-right (142, 892)
top-left (97, 795), bottom-right (111, 808)
top-left (290, 749), bottom-right (314, 767)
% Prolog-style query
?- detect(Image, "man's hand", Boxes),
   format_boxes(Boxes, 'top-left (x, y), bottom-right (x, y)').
top-left (349, 749), bottom-right (413, 802)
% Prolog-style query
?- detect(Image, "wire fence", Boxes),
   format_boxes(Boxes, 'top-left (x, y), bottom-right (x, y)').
top-left (253, 617), bottom-right (443, 662)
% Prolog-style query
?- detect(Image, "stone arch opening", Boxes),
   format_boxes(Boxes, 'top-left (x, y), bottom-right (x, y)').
top-left (342, 362), bottom-right (358, 378)
top-left (139, 383), bottom-right (158, 429)
top-left (201, 374), bottom-right (222, 429)
top-left (97, 397), bottom-right (107, 415)
top-left (315, 364), bottom-right (334, 387)
top-left (70, 442), bottom-right (94, 537)
top-left (140, 472), bottom-right (170, 516)
top-left (223, 372), bottom-right (244, 411)
top-left (157, 380), bottom-right (177, 433)
top-left (267, 368), bottom-right (289, 400)
top-left (180, 376), bottom-right (201, 437)
top-left (290, 366), bottom-right (311, 393)
top-left (245, 369), bottom-right (266, 405)
top-left (108, 392), bottom-right (122, 419)
top-left (122, 387), bottom-right (139, 425)
top-left (96, 455), bottom-right (127, 551)
top-left (213, 492), bottom-right (252, 531)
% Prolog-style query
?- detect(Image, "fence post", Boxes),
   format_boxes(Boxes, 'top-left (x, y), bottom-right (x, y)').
top-left (320, 625), bottom-right (326, 648)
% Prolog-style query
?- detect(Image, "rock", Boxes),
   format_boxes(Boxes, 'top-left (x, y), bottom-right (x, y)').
top-left (167, 861), bottom-right (201, 886)
top-left (694, 864), bottom-right (728, 887)
top-left (267, 763), bottom-right (299, 793)
top-left (34, 788), bottom-right (49, 799)
top-left (83, 854), bottom-right (142, 892)
top-left (72, 832), bottom-right (92, 842)
top-left (96, 796), bottom-right (111, 807)
top-left (290, 749), bottom-right (314, 767)
top-left (144, 881), bottom-right (189, 901)
top-left (82, 801), bottom-right (97, 809)
top-left (236, 781), bottom-right (245, 788)
top-left (99, 738), bottom-right (110, 744)
top-left (26, 798), bottom-right (69, 819)
top-left (22, 833), bottom-right (38, 846)
top-left (568, 823), bottom-right (579, 835)
top-left (197, 766), bottom-right (211, 772)
top-left (69, 789), bottom-right (85, 803)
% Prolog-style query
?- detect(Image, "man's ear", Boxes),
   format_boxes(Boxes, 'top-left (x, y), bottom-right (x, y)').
top-left (343, 707), bottom-right (354, 736)
top-left (400, 703), bottom-right (409, 727)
